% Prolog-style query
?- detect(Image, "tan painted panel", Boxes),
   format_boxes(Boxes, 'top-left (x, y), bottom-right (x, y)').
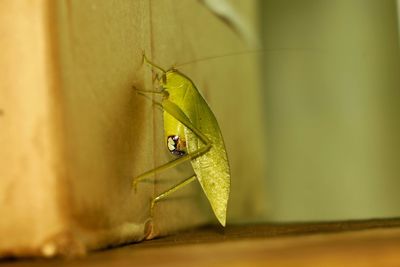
top-left (0, 0), bottom-right (265, 257)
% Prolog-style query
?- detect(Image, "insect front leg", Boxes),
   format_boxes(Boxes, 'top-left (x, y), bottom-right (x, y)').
top-left (134, 53), bottom-right (167, 95)
top-left (142, 52), bottom-right (167, 73)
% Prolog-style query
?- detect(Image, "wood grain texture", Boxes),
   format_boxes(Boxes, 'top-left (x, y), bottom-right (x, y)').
top-left (3, 220), bottom-right (400, 266)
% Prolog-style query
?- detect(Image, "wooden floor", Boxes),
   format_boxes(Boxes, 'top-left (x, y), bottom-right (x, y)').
top-left (2, 219), bottom-right (400, 267)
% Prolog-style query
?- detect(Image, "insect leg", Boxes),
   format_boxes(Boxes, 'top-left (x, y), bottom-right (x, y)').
top-left (150, 175), bottom-right (197, 217)
top-left (132, 143), bottom-right (209, 191)
top-left (132, 85), bottom-right (166, 113)
top-left (142, 52), bottom-right (167, 73)
top-left (132, 85), bottom-right (164, 95)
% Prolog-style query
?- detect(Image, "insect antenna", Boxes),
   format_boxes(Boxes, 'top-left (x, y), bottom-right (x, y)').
top-left (174, 47), bottom-right (316, 68)
top-left (174, 49), bottom-right (264, 68)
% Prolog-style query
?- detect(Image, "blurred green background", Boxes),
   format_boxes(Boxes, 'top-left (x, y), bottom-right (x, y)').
top-left (260, 0), bottom-right (400, 221)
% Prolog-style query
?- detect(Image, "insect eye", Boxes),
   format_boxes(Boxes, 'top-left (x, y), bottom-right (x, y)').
top-left (167, 135), bottom-right (186, 156)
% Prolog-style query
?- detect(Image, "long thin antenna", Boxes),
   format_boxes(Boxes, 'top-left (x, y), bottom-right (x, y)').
top-left (175, 49), bottom-right (264, 68)
top-left (174, 47), bottom-right (317, 68)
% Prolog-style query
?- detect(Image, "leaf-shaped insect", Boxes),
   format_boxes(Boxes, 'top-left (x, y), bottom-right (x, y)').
top-left (133, 54), bottom-right (230, 226)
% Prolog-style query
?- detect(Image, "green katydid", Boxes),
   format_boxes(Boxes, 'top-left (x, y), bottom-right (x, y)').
top-left (133, 53), bottom-right (231, 226)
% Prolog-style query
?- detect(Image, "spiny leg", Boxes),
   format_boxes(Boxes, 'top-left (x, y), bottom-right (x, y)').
top-left (142, 52), bottom-right (167, 73)
top-left (134, 52), bottom-right (166, 95)
top-left (132, 143), bottom-right (210, 191)
top-left (150, 175), bottom-right (197, 217)
top-left (131, 86), bottom-right (163, 113)
top-left (132, 85), bottom-right (164, 95)
top-left (152, 72), bottom-right (162, 83)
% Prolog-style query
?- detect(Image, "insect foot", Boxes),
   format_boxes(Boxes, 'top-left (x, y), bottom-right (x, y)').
top-left (132, 179), bottom-right (139, 193)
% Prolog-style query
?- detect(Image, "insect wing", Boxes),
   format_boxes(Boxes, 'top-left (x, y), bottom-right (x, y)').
top-left (180, 81), bottom-right (231, 226)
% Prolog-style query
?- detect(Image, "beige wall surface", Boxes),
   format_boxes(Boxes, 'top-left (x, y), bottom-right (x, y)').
top-left (0, 0), bottom-right (266, 257)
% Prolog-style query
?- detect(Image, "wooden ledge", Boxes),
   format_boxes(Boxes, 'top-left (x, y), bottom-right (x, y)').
top-left (3, 218), bottom-right (400, 266)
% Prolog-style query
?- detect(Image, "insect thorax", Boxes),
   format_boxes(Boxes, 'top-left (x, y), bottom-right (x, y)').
top-left (163, 71), bottom-right (194, 98)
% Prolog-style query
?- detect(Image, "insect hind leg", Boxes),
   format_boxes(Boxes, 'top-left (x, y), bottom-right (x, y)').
top-left (150, 175), bottom-right (197, 217)
top-left (132, 141), bottom-right (209, 192)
